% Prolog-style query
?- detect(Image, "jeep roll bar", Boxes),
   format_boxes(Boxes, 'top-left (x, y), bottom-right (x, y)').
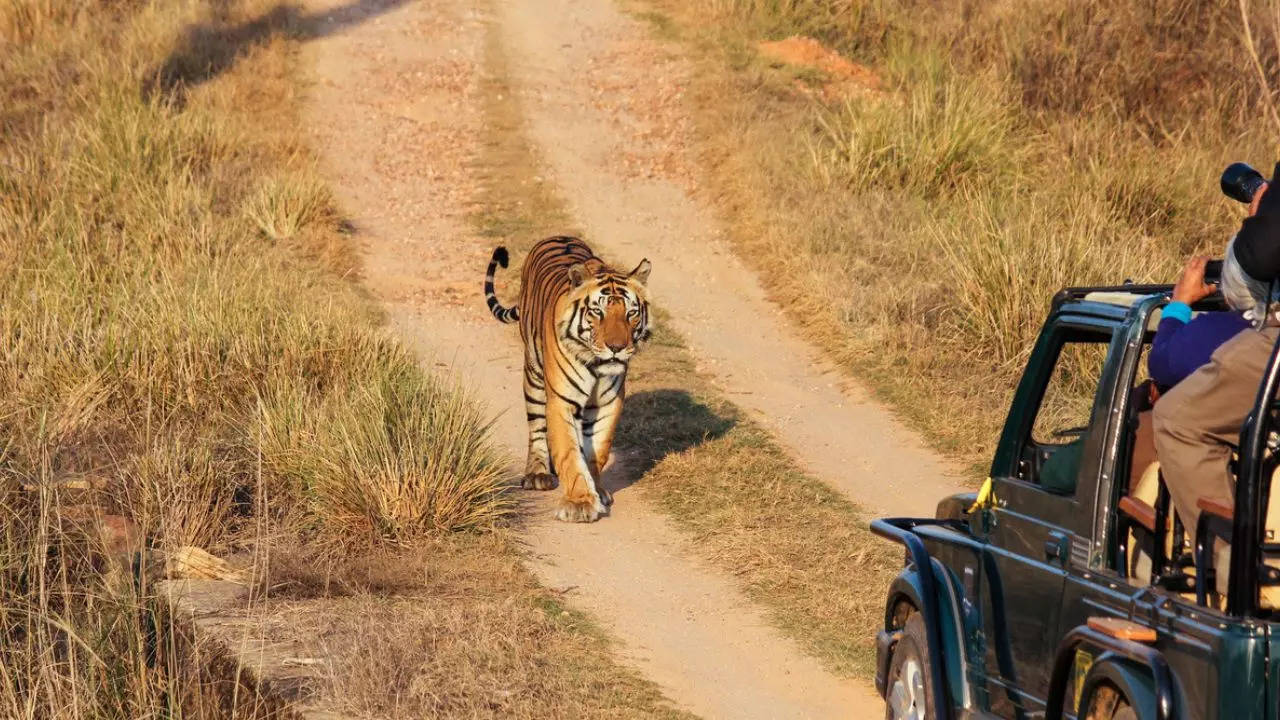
top-left (1051, 284), bottom-right (1174, 311)
top-left (870, 517), bottom-right (955, 720)
top-left (1227, 326), bottom-right (1280, 615)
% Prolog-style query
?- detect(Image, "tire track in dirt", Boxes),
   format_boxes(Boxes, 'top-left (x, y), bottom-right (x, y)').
top-left (300, 0), bottom-right (877, 717)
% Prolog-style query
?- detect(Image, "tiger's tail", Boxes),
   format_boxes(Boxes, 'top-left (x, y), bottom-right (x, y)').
top-left (484, 247), bottom-right (520, 324)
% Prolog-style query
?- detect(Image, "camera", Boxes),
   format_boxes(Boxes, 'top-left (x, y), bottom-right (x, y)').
top-left (1221, 162), bottom-right (1268, 204)
top-left (1204, 259), bottom-right (1224, 284)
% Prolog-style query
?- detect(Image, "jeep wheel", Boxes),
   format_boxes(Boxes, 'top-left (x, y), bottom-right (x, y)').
top-left (1083, 684), bottom-right (1137, 720)
top-left (885, 613), bottom-right (935, 720)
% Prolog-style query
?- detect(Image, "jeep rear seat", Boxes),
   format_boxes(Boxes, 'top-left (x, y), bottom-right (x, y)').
top-left (1118, 461), bottom-right (1183, 587)
top-left (1120, 458), bottom-right (1280, 608)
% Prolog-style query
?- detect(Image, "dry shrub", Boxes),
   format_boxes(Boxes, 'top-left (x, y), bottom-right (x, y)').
top-left (259, 365), bottom-right (510, 543)
top-left (0, 489), bottom-right (294, 719)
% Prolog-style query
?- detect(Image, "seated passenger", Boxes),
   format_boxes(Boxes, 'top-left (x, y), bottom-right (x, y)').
top-left (1148, 255), bottom-right (1249, 392)
top-left (1125, 253), bottom-right (1244, 519)
top-left (1154, 171), bottom-right (1280, 530)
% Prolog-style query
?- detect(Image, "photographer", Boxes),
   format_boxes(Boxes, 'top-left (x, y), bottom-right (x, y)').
top-left (1153, 164), bottom-right (1280, 532)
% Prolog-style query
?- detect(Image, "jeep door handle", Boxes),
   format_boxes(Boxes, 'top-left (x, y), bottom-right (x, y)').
top-left (1044, 538), bottom-right (1062, 559)
top-left (1044, 533), bottom-right (1068, 563)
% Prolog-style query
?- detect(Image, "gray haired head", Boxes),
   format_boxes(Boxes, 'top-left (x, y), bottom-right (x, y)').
top-left (1223, 236), bottom-right (1280, 326)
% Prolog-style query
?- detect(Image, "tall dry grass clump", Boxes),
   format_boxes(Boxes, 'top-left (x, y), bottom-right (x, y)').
top-left (673, 0), bottom-right (1280, 465)
top-left (811, 54), bottom-right (1022, 196)
top-left (0, 489), bottom-right (295, 719)
top-left (1, 0), bottom-right (508, 714)
top-left (258, 367), bottom-right (511, 539)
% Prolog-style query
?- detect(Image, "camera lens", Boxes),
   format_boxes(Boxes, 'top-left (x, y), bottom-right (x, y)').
top-left (1222, 162), bottom-right (1267, 203)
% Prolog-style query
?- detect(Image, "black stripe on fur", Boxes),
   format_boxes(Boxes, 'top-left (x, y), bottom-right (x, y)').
top-left (483, 246), bottom-right (519, 323)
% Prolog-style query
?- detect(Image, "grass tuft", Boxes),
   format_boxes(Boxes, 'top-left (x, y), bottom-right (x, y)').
top-left (259, 366), bottom-right (510, 542)
top-left (813, 58), bottom-right (1022, 196)
top-left (243, 173), bottom-right (334, 242)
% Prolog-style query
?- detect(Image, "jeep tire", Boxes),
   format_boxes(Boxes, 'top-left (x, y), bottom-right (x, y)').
top-left (885, 613), bottom-right (936, 720)
top-left (1084, 684), bottom-right (1137, 720)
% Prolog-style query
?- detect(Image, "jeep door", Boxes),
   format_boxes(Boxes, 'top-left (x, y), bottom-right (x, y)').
top-left (981, 321), bottom-right (1114, 717)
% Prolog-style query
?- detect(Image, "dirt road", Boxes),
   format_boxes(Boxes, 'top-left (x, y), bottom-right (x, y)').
top-left (301, 0), bottom-right (963, 716)
top-left (496, 0), bottom-right (966, 519)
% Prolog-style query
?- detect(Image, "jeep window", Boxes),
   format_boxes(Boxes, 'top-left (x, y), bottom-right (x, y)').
top-left (1023, 327), bottom-right (1112, 494)
top-left (1032, 339), bottom-right (1109, 445)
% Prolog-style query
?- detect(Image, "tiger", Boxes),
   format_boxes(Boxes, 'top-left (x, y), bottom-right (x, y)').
top-left (483, 236), bottom-right (652, 522)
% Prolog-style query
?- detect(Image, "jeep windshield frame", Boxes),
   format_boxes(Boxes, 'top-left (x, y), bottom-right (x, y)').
top-left (1094, 293), bottom-right (1167, 576)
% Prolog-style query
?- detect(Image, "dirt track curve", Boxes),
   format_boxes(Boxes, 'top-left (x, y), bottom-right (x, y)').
top-left (300, 0), bottom-right (964, 716)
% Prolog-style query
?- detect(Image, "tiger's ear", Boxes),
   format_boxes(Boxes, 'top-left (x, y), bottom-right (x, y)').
top-left (629, 258), bottom-right (651, 285)
top-left (568, 263), bottom-right (589, 287)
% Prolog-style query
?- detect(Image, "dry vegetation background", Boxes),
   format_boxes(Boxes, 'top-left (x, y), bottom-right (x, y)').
top-left (0, 1), bottom-right (626, 717)
top-left (668, 0), bottom-right (1280, 469)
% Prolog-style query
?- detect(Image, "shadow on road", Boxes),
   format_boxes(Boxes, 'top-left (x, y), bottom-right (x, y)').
top-left (144, 0), bottom-right (410, 103)
top-left (600, 388), bottom-right (736, 497)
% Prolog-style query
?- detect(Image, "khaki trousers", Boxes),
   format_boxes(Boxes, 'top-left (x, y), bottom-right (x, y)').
top-left (1152, 325), bottom-right (1279, 530)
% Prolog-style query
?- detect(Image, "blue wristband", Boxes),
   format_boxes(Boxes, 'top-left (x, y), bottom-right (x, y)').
top-left (1163, 301), bottom-right (1192, 324)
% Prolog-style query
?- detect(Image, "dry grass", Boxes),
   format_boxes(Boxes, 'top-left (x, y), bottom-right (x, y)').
top-left (0, 489), bottom-right (297, 719)
top-left (1, 0), bottom-right (509, 547)
top-left (261, 535), bottom-right (692, 719)
top-left (811, 61), bottom-right (1022, 197)
top-left (0, 0), bottom-right (513, 715)
top-left (242, 173), bottom-right (335, 244)
top-left (637, 0), bottom-right (1277, 470)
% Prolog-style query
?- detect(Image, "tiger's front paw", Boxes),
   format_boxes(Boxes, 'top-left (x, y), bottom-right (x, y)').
top-left (522, 473), bottom-right (557, 490)
top-left (555, 496), bottom-right (605, 523)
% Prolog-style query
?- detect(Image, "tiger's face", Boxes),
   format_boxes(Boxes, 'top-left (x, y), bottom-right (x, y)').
top-left (565, 259), bottom-right (652, 376)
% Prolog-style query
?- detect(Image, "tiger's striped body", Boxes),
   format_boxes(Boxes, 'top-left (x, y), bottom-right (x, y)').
top-left (483, 236), bottom-right (651, 522)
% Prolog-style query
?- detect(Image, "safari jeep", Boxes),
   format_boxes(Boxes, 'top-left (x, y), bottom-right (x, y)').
top-left (873, 281), bottom-right (1280, 720)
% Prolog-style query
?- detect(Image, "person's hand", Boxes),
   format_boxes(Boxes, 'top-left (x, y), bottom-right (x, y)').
top-left (1172, 255), bottom-right (1217, 304)
top-left (1251, 181), bottom-right (1270, 217)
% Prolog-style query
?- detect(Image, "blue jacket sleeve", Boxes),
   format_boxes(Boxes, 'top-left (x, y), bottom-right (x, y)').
top-left (1148, 316), bottom-right (1187, 389)
top-left (1149, 311), bottom-right (1251, 389)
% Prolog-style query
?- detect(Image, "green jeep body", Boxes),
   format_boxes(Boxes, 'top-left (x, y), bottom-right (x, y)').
top-left (873, 283), bottom-right (1280, 720)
